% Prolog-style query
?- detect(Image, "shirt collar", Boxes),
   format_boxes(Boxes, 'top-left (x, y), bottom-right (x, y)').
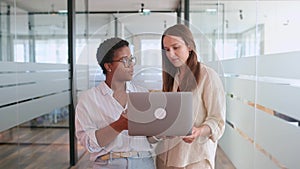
top-left (98, 81), bottom-right (134, 95)
top-left (99, 81), bottom-right (113, 96)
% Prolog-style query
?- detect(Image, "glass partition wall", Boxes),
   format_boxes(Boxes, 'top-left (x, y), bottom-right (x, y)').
top-left (74, 10), bottom-right (179, 97)
top-left (0, 0), bottom-right (70, 168)
top-left (74, 9), bottom-right (178, 166)
top-left (190, 1), bottom-right (300, 169)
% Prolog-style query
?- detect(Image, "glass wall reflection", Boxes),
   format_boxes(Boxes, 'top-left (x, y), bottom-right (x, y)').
top-left (0, 0), bottom-right (70, 168)
top-left (189, 1), bottom-right (300, 169)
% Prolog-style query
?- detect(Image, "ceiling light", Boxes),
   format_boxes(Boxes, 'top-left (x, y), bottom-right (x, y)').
top-left (239, 10), bottom-right (243, 20)
top-left (206, 8), bottom-right (217, 13)
top-left (58, 10), bottom-right (67, 15)
top-left (139, 3), bottom-right (151, 16)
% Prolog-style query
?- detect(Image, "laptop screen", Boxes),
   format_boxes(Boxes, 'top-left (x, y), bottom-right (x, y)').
top-left (127, 92), bottom-right (193, 136)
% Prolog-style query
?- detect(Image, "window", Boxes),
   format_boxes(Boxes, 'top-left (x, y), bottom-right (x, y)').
top-left (140, 39), bottom-right (161, 66)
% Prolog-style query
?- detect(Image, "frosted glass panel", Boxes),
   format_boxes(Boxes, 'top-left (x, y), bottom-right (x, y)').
top-left (226, 98), bottom-right (255, 139)
top-left (208, 1), bottom-right (300, 169)
top-left (222, 57), bottom-right (256, 76)
top-left (255, 109), bottom-right (300, 168)
top-left (254, 148), bottom-right (280, 169)
top-left (257, 82), bottom-right (300, 120)
top-left (225, 77), bottom-right (256, 102)
top-left (219, 124), bottom-right (254, 169)
top-left (0, 62), bottom-right (71, 132)
top-left (257, 51), bottom-right (300, 79)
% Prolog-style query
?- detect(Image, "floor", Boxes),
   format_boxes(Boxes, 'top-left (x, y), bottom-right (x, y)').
top-left (71, 145), bottom-right (236, 169)
top-left (0, 120), bottom-right (84, 169)
top-left (0, 127), bottom-right (71, 169)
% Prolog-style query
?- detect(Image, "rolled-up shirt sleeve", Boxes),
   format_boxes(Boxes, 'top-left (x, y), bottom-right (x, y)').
top-left (76, 117), bottom-right (103, 152)
top-left (74, 82), bottom-right (152, 162)
top-left (202, 69), bottom-right (226, 142)
top-left (75, 97), bottom-right (105, 153)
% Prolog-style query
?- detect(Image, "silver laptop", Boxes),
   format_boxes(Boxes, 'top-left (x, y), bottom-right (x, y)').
top-left (127, 92), bottom-right (193, 136)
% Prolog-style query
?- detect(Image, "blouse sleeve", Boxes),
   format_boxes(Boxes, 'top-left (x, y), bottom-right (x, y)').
top-left (201, 68), bottom-right (226, 142)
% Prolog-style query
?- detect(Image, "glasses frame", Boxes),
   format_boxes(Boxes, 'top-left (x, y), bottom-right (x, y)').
top-left (111, 56), bottom-right (136, 68)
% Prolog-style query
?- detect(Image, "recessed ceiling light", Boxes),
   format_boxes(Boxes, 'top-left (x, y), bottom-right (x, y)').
top-left (206, 8), bottom-right (217, 13)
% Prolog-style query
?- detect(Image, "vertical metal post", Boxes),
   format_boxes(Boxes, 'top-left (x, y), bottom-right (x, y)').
top-left (184, 0), bottom-right (189, 27)
top-left (221, 3), bottom-right (225, 60)
top-left (7, 5), bottom-right (13, 61)
top-left (84, 0), bottom-right (89, 39)
top-left (28, 14), bottom-right (36, 62)
top-left (0, 5), bottom-right (2, 61)
top-left (114, 17), bottom-right (118, 37)
top-left (68, 0), bottom-right (78, 166)
top-left (176, 0), bottom-right (182, 24)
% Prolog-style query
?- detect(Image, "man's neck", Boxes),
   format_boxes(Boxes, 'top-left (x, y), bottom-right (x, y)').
top-left (105, 79), bottom-right (126, 92)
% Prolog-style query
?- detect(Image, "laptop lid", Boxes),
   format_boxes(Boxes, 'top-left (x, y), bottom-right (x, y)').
top-left (127, 92), bottom-right (193, 136)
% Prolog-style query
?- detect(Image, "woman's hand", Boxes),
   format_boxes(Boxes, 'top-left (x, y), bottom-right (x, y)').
top-left (182, 127), bottom-right (201, 143)
top-left (182, 125), bottom-right (211, 144)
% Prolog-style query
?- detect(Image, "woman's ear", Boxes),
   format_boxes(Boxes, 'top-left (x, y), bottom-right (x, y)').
top-left (186, 45), bottom-right (192, 52)
top-left (104, 63), bottom-right (112, 72)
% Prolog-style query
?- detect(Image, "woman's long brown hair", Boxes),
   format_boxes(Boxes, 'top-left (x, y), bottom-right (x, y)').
top-left (162, 24), bottom-right (200, 92)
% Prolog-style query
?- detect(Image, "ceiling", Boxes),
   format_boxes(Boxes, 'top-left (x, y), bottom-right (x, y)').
top-left (2, 0), bottom-right (299, 35)
top-left (4, 0), bottom-right (180, 13)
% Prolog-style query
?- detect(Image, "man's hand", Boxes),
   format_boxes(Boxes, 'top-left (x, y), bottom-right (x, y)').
top-left (96, 110), bottom-right (129, 147)
top-left (111, 110), bottom-right (128, 132)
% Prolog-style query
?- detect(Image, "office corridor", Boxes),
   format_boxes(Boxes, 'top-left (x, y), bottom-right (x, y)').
top-left (0, 126), bottom-right (235, 169)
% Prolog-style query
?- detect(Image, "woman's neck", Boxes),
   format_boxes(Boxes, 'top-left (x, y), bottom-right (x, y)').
top-left (178, 65), bottom-right (187, 81)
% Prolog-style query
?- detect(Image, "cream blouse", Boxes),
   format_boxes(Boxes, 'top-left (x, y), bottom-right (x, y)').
top-left (156, 63), bottom-right (226, 168)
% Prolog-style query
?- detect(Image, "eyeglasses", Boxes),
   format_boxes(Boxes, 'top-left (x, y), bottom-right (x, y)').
top-left (111, 56), bottom-right (136, 68)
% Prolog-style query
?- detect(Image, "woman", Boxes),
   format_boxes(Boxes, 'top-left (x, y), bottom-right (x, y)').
top-left (156, 24), bottom-right (226, 169)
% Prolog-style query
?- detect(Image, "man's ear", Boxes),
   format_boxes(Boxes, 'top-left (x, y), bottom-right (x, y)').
top-left (104, 63), bottom-right (112, 72)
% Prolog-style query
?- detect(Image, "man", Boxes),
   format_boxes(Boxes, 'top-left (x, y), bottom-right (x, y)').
top-left (75, 37), bottom-right (155, 169)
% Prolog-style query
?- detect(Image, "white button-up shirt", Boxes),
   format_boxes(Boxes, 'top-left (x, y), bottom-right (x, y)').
top-left (75, 81), bottom-right (152, 161)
